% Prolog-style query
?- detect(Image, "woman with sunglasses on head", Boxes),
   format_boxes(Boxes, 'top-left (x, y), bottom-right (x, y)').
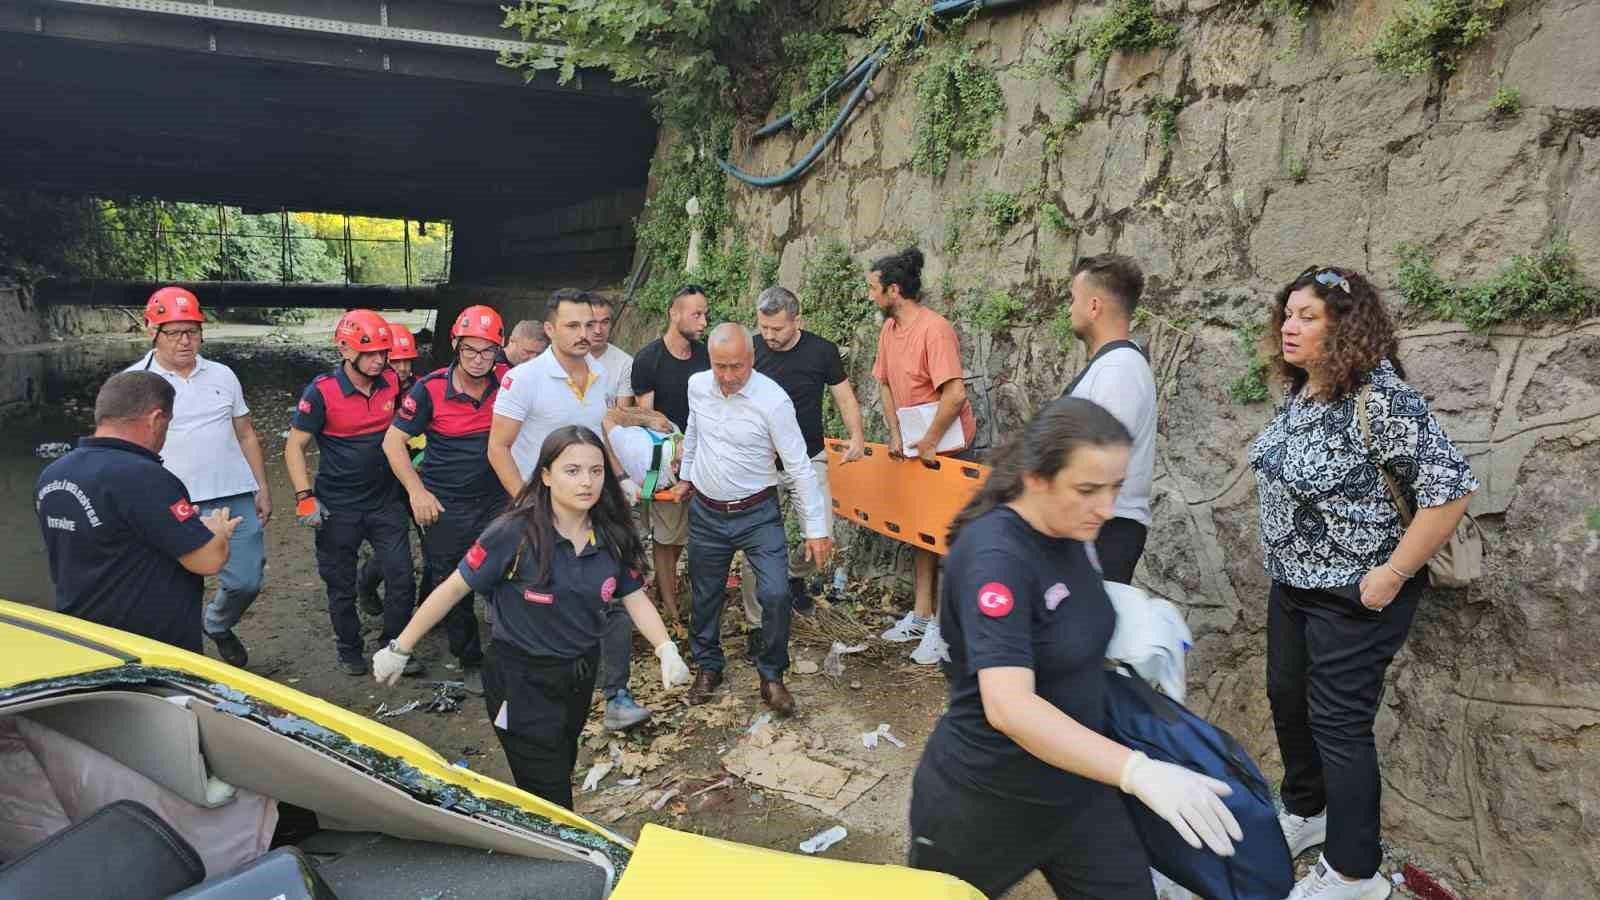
top-left (371, 425), bottom-right (692, 809)
top-left (909, 398), bottom-right (1241, 900)
top-left (1250, 266), bottom-right (1477, 899)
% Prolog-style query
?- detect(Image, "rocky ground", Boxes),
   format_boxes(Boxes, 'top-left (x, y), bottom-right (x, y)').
top-left (7, 320), bottom-right (1451, 898)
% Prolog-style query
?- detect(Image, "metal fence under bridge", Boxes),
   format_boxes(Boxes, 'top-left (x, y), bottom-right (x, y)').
top-left (37, 202), bottom-right (449, 310)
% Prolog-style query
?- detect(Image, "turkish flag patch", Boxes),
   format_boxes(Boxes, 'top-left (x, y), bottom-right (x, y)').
top-left (500, 375), bottom-right (514, 391)
top-left (523, 589), bottom-right (554, 605)
top-left (977, 581), bottom-right (1014, 618)
top-left (600, 576), bottom-right (618, 604)
top-left (401, 395), bottom-right (417, 413)
top-left (464, 542), bottom-right (487, 570)
top-left (169, 499), bottom-right (197, 522)
top-left (297, 399), bottom-right (312, 414)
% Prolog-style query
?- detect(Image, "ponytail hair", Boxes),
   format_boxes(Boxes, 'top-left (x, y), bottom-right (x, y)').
top-left (947, 397), bottom-right (1132, 545)
top-left (870, 246), bottom-right (925, 300)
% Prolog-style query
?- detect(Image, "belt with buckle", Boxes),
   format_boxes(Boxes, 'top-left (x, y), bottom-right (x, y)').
top-left (694, 486), bottom-right (776, 514)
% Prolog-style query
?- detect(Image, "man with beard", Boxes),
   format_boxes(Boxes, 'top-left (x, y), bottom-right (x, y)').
top-left (1058, 255), bottom-right (1157, 584)
top-left (869, 248), bottom-right (975, 667)
top-left (286, 310), bottom-right (418, 676)
top-left (627, 286), bottom-right (710, 627)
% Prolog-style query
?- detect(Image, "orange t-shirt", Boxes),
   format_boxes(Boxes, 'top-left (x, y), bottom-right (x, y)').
top-left (871, 304), bottom-right (976, 449)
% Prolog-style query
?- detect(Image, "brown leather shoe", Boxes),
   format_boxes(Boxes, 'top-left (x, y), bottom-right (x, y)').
top-left (760, 678), bottom-right (796, 718)
top-left (687, 669), bottom-right (723, 705)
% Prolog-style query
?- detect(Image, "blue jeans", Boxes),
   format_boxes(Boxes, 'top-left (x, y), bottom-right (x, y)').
top-left (686, 495), bottom-right (791, 681)
top-left (199, 492), bottom-right (265, 637)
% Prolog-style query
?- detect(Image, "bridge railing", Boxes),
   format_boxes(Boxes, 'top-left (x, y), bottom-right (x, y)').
top-left (83, 201), bottom-right (451, 288)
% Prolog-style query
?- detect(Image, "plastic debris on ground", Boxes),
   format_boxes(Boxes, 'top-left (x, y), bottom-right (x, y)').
top-left (821, 641), bottom-right (868, 677)
top-left (34, 442), bottom-right (72, 460)
top-left (374, 699), bottom-right (420, 719)
top-left (746, 711), bottom-right (773, 734)
top-left (581, 759), bottom-right (615, 793)
top-left (798, 825), bottom-right (848, 855)
top-left (861, 723), bottom-right (906, 750)
top-left (425, 682), bottom-right (465, 714)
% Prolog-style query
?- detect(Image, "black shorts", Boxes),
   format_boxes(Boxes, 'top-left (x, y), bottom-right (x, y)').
top-left (908, 758), bottom-right (1154, 899)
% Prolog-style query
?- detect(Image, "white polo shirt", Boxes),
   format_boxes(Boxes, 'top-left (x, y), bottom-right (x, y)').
top-left (493, 349), bottom-right (609, 479)
top-left (125, 351), bottom-right (257, 502)
top-left (594, 343), bottom-right (635, 408)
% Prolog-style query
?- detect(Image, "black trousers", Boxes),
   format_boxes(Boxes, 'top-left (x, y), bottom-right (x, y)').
top-left (482, 639), bottom-right (599, 811)
top-left (314, 498), bottom-right (415, 659)
top-left (1094, 517), bottom-right (1148, 585)
top-left (418, 497), bottom-right (504, 667)
top-left (358, 519), bottom-right (430, 610)
top-left (1267, 577), bottom-right (1423, 878)
top-left (908, 758), bottom-right (1154, 899)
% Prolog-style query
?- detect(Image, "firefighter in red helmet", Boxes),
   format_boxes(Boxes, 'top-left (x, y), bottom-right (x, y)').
top-left (378, 305), bottom-right (509, 694)
top-left (284, 310), bottom-right (421, 676)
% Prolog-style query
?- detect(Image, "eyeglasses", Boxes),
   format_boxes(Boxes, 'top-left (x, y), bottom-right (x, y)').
top-left (158, 327), bottom-right (202, 342)
top-left (1298, 266), bottom-right (1351, 295)
top-left (458, 342), bottom-right (498, 360)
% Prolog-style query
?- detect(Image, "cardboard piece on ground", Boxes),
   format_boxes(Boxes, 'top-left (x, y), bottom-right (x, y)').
top-left (722, 735), bottom-right (886, 817)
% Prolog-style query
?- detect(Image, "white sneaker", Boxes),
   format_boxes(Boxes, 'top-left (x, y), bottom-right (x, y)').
top-left (1286, 854), bottom-right (1391, 900)
top-left (909, 621), bottom-right (949, 665)
top-left (881, 611), bottom-right (929, 643)
top-left (1280, 808), bottom-right (1328, 857)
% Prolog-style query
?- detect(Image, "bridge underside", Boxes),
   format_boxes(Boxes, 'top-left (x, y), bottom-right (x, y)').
top-left (0, 6), bottom-right (657, 221)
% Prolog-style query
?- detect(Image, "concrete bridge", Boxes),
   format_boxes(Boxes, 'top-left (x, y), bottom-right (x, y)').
top-left (0, 0), bottom-right (658, 312)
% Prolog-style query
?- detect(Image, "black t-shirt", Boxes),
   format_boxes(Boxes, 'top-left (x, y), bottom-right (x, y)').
top-left (631, 337), bottom-right (709, 431)
top-left (923, 506), bottom-right (1116, 805)
top-left (35, 437), bottom-right (215, 652)
top-left (457, 517), bottom-right (646, 660)
top-left (755, 331), bottom-right (846, 458)
top-left (291, 365), bottom-right (402, 510)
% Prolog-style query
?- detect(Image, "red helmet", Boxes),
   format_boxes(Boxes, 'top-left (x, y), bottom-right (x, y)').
top-left (334, 309), bottom-right (393, 353)
top-left (389, 324), bottom-right (419, 360)
top-left (144, 287), bottom-right (203, 326)
top-left (450, 305), bottom-right (505, 347)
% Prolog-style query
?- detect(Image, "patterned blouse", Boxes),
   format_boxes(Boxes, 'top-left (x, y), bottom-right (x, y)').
top-left (1248, 360), bottom-right (1478, 589)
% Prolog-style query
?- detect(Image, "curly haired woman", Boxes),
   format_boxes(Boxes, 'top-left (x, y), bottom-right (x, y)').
top-left (1248, 266), bottom-right (1478, 900)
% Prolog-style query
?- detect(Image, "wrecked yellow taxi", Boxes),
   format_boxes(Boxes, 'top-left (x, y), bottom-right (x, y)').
top-left (0, 599), bottom-right (978, 899)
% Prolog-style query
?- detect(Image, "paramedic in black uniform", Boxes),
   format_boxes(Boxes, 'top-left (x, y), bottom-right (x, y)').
top-left (371, 425), bottom-right (692, 809)
top-left (35, 371), bottom-right (239, 651)
top-left (908, 398), bottom-right (1241, 899)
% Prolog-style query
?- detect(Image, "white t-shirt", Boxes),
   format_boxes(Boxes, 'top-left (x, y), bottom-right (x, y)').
top-left (493, 349), bottom-right (609, 479)
top-left (595, 343), bottom-right (635, 408)
top-left (607, 426), bottom-right (676, 488)
top-left (1069, 345), bottom-right (1157, 526)
top-left (125, 351), bottom-right (257, 502)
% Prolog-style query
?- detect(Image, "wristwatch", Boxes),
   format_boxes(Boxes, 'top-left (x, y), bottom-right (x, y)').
top-left (387, 640), bottom-right (411, 657)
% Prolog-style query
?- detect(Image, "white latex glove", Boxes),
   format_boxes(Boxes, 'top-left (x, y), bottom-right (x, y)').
top-left (654, 641), bottom-right (692, 689)
top-left (1119, 751), bottom-right (1242, 857)
top-left (372, 644), bottom-right (411, 687)
top-left (619, 477), bottom-right (642, 506)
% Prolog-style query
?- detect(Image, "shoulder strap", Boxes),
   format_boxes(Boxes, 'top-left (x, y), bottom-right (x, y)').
top-left (1357, 384), bottom-right (1414, 526)
top-left (1062, 339), bottom-right (1148, 398)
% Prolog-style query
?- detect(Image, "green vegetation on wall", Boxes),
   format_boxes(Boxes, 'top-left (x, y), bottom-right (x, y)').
top-left (1229, 321), bottom-right (1271, 404)
top-left (1147, 95), bottom-right (1185, 148)
top-left (1067, 0), bottom-right (1181, 72)
top-left (780, 32), bottom-right (851, 135)
top-left (800, 238), bottom-right (875, 346)
top-left (1370, 0), bottom-right (1506, 77)
top-left (1396, 240), bottom-right (1598, 331)
top-left (1488, 85), bottom-right (1521, 116)
top-left (960, 288), bottom-right (1027, 332)
top-left (913, 44), bottom-right (1005, 177)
